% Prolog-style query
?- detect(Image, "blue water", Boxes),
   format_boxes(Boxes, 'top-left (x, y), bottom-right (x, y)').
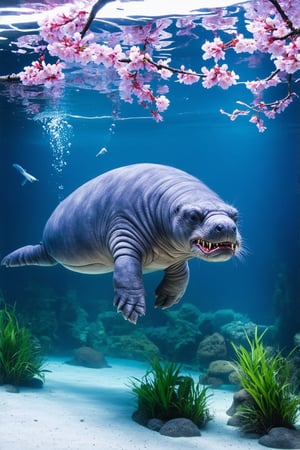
top-left (0, 1), bottom-right (299, 356)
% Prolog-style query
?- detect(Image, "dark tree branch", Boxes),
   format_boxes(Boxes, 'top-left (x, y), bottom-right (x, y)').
top-left (81, 0), bottom-right (115, 37)
top-left (268, 0), bottom-right (294, 30)
top-left (119, 57), bottom-right (206, 78)
top-left (0, 73), bottom-right (21, 82)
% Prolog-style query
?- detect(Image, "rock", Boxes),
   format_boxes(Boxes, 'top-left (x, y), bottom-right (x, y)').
top-left (199, 374), bottom-right (224, 387)
top-left (228, 370), bottom-right (240, 385)
top-left (227, 415), bottom-right (242, 427)
top-left (259, 427), bottom-right (300, 449)
top-left (66, 346), bottom-right (110, 368)
top-left (167, 303), bottom-right (202, 323)
top-left (294, 332), bottom-right (300, 347)
top-left (147, 418), bottom-right (164, 431)
top-left (145, 305), bottom-right (202, 363)
top-left (159, 418), bottom-right (201, 437)
top-left (221, 321), bottom-right (256, 345)
top-left (226, 388), bottom-right (255, 417)
top-left (4, 384), bottom-right (19, 393)
top-left (132, 409), bottom-right (149, 426)
top-left (208, 359), bottom-right (236, 376)
top-left (106, 333), bottom-right (159, 361)
top-left (212, 309), bottom-right (236, 328)
top-left (201, 359), bottom-right (239, 386)
top-left (21, 377), bottom-right (44, 389)
top-left (197, 332), bottom-right (227, 365)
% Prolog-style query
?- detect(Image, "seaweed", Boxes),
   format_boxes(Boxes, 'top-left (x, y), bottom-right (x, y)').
top-left (130, 357), bottom-right (212, 427)
top-left (0, 304), bottom-right (48, 386)
top-left (232, 327), bottom-right (300, 434)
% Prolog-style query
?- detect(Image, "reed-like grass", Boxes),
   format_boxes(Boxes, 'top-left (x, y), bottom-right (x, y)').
top-left (130, 357), bottom-right (212, 427)
top-left (0, 304), bottom-right (47, 386)
top-left (232, 327), bottom-right (300, 434)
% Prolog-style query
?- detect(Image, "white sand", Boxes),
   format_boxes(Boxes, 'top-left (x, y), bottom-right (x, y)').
top-left (1, 357), bottom-right (266, 450)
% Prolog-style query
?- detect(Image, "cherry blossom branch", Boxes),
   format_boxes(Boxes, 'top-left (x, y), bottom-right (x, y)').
top-left (267, 0), bottom-right (300, 40)
top-left (265, 68), bottom-right (280, 81)
top-left (0, 0), bottom-right (298, 131)
top-left (268, 0), bottom-right (295, 32)
top-left (119, 57), bottom-right (206, 78)
top-left (0, 73), bottom-right (21, 82)
top-left (81, 0), bottom-right (114, 38)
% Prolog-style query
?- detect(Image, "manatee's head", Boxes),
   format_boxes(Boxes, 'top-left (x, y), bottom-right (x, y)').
top-left (172, 201), bottom-right (242, 262)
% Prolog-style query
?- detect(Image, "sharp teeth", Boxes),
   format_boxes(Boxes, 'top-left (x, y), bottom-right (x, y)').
top-left (195, 239), bottom-right (238, 252)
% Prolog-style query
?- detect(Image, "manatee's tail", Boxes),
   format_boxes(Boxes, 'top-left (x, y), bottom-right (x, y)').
top-left (1, 243), bottom-right (57, 267)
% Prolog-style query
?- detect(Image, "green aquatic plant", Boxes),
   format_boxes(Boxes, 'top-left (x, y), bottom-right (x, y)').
top-left (0, 304), bottom-right (47, 386)
top-left (130, 357), bottom-right (212, 427)
top-left (232, 327), bottom-right (300, 435)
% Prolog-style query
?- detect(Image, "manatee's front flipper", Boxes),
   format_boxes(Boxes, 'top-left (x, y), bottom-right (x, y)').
top-left (1, 243), bottom-right (57, 267)
top-left (113, 255), bottom-right (146, 324)
top-left (155, 261), bottom-right (190, 309)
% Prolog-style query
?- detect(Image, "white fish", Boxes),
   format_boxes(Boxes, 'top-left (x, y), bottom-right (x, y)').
top-left (96, 147), bottom-right (108, 157)
top-left (13, 163), bottom-right (38, 186)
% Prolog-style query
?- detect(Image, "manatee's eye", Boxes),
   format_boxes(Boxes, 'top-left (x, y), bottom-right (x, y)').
top-left (184, 209), bottom-right (205, 224)
top-left (230, 210), bottom-right (239, 223)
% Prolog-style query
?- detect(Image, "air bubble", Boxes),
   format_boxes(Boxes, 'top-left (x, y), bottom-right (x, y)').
top-left (35, 112), bottom-right (73, 192)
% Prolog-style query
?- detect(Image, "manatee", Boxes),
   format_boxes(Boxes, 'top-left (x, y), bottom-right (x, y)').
top-left (1, 163), bottom-right (242, 323)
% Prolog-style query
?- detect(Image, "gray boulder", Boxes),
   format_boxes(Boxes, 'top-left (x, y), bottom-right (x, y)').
top-left (159, 418), bottom-right (201, 437)
top-left (259, 427), bottom-right (300, 449)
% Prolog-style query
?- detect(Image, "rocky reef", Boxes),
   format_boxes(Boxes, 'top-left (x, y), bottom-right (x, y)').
top-left (2, 282), bottom-right (299, 394)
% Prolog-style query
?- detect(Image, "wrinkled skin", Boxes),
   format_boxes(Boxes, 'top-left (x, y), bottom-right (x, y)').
top-left (1, 163), bottom-right (242, 323)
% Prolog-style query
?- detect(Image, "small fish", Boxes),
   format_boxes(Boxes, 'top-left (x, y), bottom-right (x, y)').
top-left (13, 163), bottom-right (38, 186)
top-left (96, 147), bottom-right (108, 157)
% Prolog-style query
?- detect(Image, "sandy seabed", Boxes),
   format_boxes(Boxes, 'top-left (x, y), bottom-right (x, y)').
top-left (1, 357), bottom-right (271, 450)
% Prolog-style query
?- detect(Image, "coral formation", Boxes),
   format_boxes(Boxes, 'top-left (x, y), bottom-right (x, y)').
top-left (106, 333), bottom-right (160, 361)
top-left (197, 332), bottom-right (227, 366)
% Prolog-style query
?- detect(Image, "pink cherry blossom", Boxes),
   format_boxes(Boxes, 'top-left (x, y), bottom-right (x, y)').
top-left (249, 114), bottom-right (266, 132)
top-left (156, 84), bottom-right (169, 94)
top-left (177, 66), bottom-right (199, 85)
top-left (201, 9), bottom-right (238, 32)
top-left (7, 0), bottom-right (299, 129)
top-left (151, 110), bottom-right (163, 122)
top-left (245, 76), bottom-right (280, 94)
top-left (38, 3), bottom-right (88, 43)
top-left (231, 34), bottom-right (257, 54)
top-left (155, 95), bottom-right (170, 112)
top-left (93, 44), bottom-right (125, 69)
top-left (273, 37), bottom-right (300, 74)
top-left (126, 46), bottom-right (147, 71)
top-left (220, 108), bottom-right (250, 121)
top-left (176, 16), bottom-right (197, 37)
top-left (19, 59), bottom-right (65, 87)
top-left (202, 37), bottom-right (225, 62)
top-left (156, 59), bottom-right (173, 80)
top-left (201, 64), bottom-right (239, 89)
top-left (47, 31), bottom-right (94, 63)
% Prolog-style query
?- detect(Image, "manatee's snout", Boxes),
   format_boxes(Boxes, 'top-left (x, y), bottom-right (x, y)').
top-left (192, 213), bottom-right (240, 262)
top-left (212, 217), bottom-right (237, 241)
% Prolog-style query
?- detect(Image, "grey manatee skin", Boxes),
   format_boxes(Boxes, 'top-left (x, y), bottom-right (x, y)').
top-left (1, 163), bottom-right (242, 324)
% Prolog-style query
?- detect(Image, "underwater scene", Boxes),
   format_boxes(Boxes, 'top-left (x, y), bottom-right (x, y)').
top-left (0, 1), bottom-right (300, 449)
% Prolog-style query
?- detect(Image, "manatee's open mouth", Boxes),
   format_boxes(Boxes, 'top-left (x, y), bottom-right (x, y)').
top-left (193, 238), bottom-right (238, 254)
